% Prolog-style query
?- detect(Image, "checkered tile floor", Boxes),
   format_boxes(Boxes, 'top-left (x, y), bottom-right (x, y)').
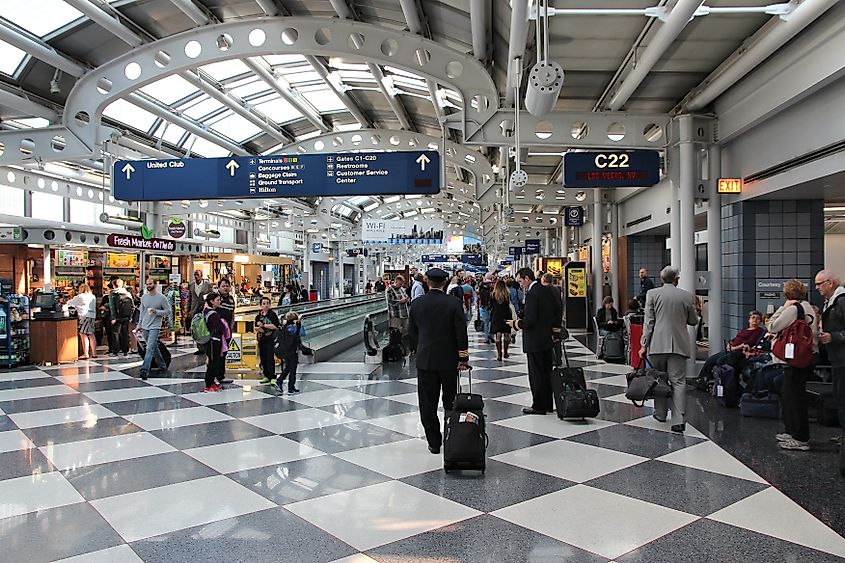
top-left (1, 336), bottom-right (844, 562)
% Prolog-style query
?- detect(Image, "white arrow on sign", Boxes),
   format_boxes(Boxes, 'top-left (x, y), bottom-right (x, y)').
top-left (225, 159), bottom-right (239, 176)
top-left (122, 163), bottom-right (135, 180)
top-left (416, 153), bottom-right (430, 171)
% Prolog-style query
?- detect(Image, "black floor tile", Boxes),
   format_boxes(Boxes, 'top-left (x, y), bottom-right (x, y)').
top-left (156, 381), bottom-right (207, 394)
top-left (130, 506), bottom-right (356, 563)
top-left (0, 415), bottom-right (16, 431)
top-left (0, 447), bottom-right (54, 480)
top-left (462, 381), bottom-right (529, 398)
top-left (105, 396), bottom-right (201, 416)
top-left (618, 518), bottom-right (845, 563)
top-left (71, 378), bottom-right (151, 393)
top-left (566, 423), bottom-right (705, 459)
top-left (209, 397), bottom-right (309, 418)
top-left (484, 424), bottom-right (556, 457)
top-left (465, 369), bottom-right (528, 382)
top-left (402, 460), bottom-right (573, 513)
top-left (586, 460), bottom-right (769, 516)
top-left (367, 514), bottom-right (606, 563)
top-left (21, 417), bottom-right (144, 447)
top-left (595, 400), bottom-right (654, 423)
top-left (0, 377), bottom-right (63, 391)
top-left (0, 393), bottom-right (92, 414)
top-left (484, 400), bottom-right (534, 422)
top-left (0, 502), bottom-right (123, 563)
top-left (151, 419), bottom-right (274, 449)
top-left (46, 364), bottom-right (112, 375)
top-left (281, 421), bottom-right (410, 454)
top-left (320, 398), bottom-right (418, 420)
top-left (228, 455), bottom-right (391, 505)
top-left (63, 451), bottom-right (218, 501)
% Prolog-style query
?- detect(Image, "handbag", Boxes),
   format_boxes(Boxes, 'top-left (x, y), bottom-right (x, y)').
top-left (625, 360), bottom-right (672, 407)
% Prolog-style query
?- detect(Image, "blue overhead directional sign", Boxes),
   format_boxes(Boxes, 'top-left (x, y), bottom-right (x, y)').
top-left (563, 150), bottom-right (660, 188)
top-left (524, 239), bottom-right (541, 254)
top-left (113, 151), bottom-right (441, 201)
top-left (564, 206), bottom-right (585, 226)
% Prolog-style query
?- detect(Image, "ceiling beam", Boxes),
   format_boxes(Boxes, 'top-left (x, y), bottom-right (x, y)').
top-left (505, 0), bottom-right (531, 107)
top-left (0, 86), bottom-right (60, 122)
top-left (399, 0), bottom-right (446, 126)
top-left (169, 0), bottom-right (212, 26)
top-left (0, 20), bottom-right (87, 77)
top-left (470, 0), bottom-right (491, 63)
top-left (64, 0), bottom-right (145, 47)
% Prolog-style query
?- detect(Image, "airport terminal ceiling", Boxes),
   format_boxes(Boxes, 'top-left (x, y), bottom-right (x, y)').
top-left (0, 0), bottom-right (839, 253)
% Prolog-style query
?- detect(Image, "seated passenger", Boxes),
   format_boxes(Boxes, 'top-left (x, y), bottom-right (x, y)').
top-left (697, 310), bottom-right (765, 379)
top-left (596, 296), bottom-right (622, 333)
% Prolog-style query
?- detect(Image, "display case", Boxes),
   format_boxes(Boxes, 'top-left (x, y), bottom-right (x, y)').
top-left (0, 294), bottom-right (30, 367)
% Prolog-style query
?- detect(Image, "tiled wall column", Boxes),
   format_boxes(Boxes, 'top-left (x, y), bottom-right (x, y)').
top-left (626, 235), bottom-right (667, 303)
top-left (720, 199), bottom-right (824, 338)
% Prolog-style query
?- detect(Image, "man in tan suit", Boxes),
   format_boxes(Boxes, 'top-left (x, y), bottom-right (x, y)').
top-left (640, 266), bottom-right (699, 433)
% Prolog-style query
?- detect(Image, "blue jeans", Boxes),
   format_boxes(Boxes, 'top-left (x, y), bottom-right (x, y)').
top-left (480, 307), bottom-right (491, 341)
top-left (141, 328), bottom-right (165, 373)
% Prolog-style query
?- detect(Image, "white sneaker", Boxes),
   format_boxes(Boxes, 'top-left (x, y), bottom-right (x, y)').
top-left (779, 438), bottom-right (810, 451)
top-left (775, 433), bottom-right (792, 442)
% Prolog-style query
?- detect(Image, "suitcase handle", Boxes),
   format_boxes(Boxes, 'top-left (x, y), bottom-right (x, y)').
top-left (459, 365), bottom-right (473, 394)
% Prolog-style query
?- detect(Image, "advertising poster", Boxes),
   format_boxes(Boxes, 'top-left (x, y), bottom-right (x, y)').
top-left (567, 267), bottom-right (587, 298)
top-left (546, 258), bottom-right (564, 279)
top-left (446, 235), bottom-right (464, 253)
top-left (108, 253), bottom-right (138, 269)
top-left (56, 249), bottom-right (88, 267)
top-left (361, 219), bottom-right (444, 244)
top-left (151, 255), bottom-right (170, 269)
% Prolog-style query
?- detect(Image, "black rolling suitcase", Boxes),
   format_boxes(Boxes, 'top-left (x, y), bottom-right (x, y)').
top-left (552, 346), bottom-right (600, 419)
top-left (137, 339), bottom-right (172, 369)
top-left (444, 367), bottom-right (487, 474)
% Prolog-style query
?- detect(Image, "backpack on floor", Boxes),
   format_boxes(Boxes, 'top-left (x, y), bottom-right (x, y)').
top-left (712, 364), bottom-right (740, 408)
top-left (382, 328), bottom-right (405, 362)
top-left (600, 331), bottom-right (625, 362)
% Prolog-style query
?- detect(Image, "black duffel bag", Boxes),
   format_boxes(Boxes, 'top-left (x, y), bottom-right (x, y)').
top-left (625, 360), bottom-right (672, 407)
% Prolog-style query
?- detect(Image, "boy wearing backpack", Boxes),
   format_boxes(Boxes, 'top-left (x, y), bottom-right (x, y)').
top-left (108, 275), bottom-right (133, 356)
top-left (276, 312), bottom-right (305, 394)
top-left (768, 279), bottom-right (819, 451)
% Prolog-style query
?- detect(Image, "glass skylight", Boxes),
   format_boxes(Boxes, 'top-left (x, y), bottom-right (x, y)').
top-left (154, 122), bottom-right (187, 145)
top-left (297, 86), bottom-right (345, 112)
top-left (102, 98), bottom-right (158, 132)
top-left (189, 137), bottom-right (231, 158)
top-left (200, 59), bottom-right (250, 81)
top-left (0, 40), bottom-right (26, 75)
top-left (0, 0), bottom-right (82, 37)
top-left (182, 97), bottom-right (225, 120)
top-left (140, 75), bottom-right (198, 105)
top-left (230, 80), bottom-right (270, 99)
top-left (254, 98), bottom-right (301, 124)
top-left (263, 54), bottom-right (308, 66)
top-left (209, 114), bottom-right (263, 142)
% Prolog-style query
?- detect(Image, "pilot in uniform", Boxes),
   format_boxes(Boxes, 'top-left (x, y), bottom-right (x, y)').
top-left (409, 268), bottom-right (470, 454)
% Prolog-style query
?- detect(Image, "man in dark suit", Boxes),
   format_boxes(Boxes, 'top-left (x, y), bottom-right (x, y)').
top-left (508, 268), bottom-right (562, 414)
top-left (409, 268), bottom-right (470, 454)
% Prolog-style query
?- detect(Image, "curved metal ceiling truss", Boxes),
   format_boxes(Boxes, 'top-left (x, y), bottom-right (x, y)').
top-left (276, 128), bottom-right (495, 197)
top-left (0, 17), bottom-right (498, 167)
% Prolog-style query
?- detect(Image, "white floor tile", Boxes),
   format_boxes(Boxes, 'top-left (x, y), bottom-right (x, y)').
top-left (297, 363), bottom-right (379, 375)
top-left (288, 388), bottom-right (375, 408)
top-left (125, 406), bottom-right (233, 431)
top-left (90, 475), bottom-right (275, 543)
top-left (55, 371), bottom-right (133, 384)
top-left (308, 379), bottom-right (381, 388)
top-left (242, 408), bottom-right (356, 434)
top-left (52, 544), bottom-right (145, 563)
top-left (40, 432), bottom-right (175, 470)
top-left (0, 429), bottom-right (34, 453)
top-left (144, 378), bottom-right (202, 386)
top-left (366, 413), bottom-right (426, 439)
top-left (286, 480), bottom-right (481, 551)
top-left (708, 487), bottom-right (845, 558)
top-left (334, 438), bottom-right (443, 479)
top-left (603, 392), bottom-right (653, 408)
top-left (181, 387), bottom-right (273, 406)
top-left (492, 440), bottom-right (647, 482)
top-left (585, 374), bottom-right (629, 387)
top-left (582, 363), bottom-right (633, 375)
top-left (488, 364), bottom-right (532, 374)
top-left (329, 555), bottom-right (379, 563)
top-left (657, 440), bottom-right (767, 483)
top-left (0, 384), bottom-right (78, 402)
top-left (184, 435), bottom-right (324, 473)
top-left (490, 391), bottom-right (534, 406)
top-left (9, 404), bottom-right (117, 429)
top-left (0, 472), bottom-right (84, 519)
top-left (385, 392), bottom-right (421, 406)
top-left (491, 376), bottom-right (532, 388)
top-left (493, 484), bottom-right (698, 559)
top-left (0, 370), bottom-right (52, 382)
top-left (492, 415), bottom-right (616, 439)
top-left (625, 415), bottom-right (708, 440)
top-left (82, 386), bottom-right (172, 404)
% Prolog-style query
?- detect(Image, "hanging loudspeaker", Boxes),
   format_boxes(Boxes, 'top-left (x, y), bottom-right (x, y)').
top-left (525, 61), bottom-right (564, 117)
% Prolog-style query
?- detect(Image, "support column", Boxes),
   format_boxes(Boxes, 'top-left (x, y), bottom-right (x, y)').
top-left (706, 144), bottom-right (723, 353)
top-left (560, 226), bottom-right (569, 259)
top-left (678, 115), bottom-right (698, 376)
top-left (592, 200), bottom-right (602, 316)
top-left (43, 245), bottom-right (52, 291)
top-left (302, 233), bottom-right (311, 291)
top-left (610, 201), bottom-right (620, 308)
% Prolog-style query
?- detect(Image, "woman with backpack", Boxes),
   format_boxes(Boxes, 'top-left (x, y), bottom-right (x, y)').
top-left (201, 292), bottom-right (230, 393)
top-left (489, 280), bottom-right (514, 361)
top-left (276, 312), bottom-right (304, 394)
top-left (255, 296), bottom-right (280, 385)
top-left (768, 279), bottom-right (819, 451)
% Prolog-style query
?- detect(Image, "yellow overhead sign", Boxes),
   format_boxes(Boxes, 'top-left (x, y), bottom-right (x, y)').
top-left (718, 178), bottom-right (743, 194)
